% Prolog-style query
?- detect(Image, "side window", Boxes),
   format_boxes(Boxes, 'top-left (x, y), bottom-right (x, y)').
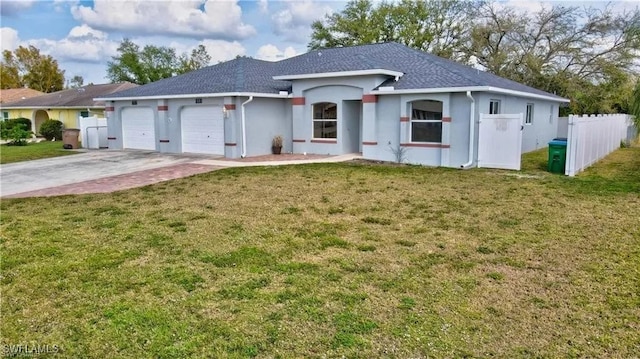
top-left (80, 110), bottom-right (89, 118)
top-left (525, 103), bottom-right (534, 125)
top-left (312, 102), bottom-right (337, 139)
top-left (410, 100), bottom-right (443, 143)
top-left (489, 100), bottom-right (500, 114)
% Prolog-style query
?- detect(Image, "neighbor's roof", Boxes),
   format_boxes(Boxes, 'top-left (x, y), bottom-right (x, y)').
top-left (0, 88), bottom-right (45, 104)
top-left (1, 82), bottom-right (138, 108)
top-left (100, 43), bottom-right (567, 102)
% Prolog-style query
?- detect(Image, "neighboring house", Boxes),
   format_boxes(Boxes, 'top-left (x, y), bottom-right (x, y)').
top-left (98, 43), bottom-right (569, 167)
top-left (0, 88), bottom-right (45, 120)
top-left (1, 83), bottom-right (137, 134)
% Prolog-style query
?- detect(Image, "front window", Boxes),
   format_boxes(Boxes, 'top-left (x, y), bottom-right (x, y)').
top-left (489, 100), bottom-right (500, 114)
top-left (411, 100), bottom-right (443, 143)
top-left (525, 103), bottom-right (534, 124)
top-left (313, 102), bottom-right (337, 139)
top-left (2, 111), bottom-right (8, 120)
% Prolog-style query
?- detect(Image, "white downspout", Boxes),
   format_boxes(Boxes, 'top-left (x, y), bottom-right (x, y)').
top-left (240, 96), bottom-right (253, 158)
top-left (461, 91), bottom-right (475, 168)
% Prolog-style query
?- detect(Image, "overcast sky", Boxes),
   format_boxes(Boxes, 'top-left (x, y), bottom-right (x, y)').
top-left (0, 0), bottom-right (637, 86)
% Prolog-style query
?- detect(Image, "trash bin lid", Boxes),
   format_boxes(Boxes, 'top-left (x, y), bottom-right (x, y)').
top-left (549, 140), bottom-right (567, 146)
top-left (552, 137), bottom-right (567, 141)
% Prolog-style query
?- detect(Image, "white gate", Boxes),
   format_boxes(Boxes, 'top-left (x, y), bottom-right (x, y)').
top-left (478, 113), bottom-right (523, 170)
top-left (79, 116), bottom-right (108, 149)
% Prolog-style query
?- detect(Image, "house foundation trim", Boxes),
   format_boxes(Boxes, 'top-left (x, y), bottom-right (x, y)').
top-left (400, 143), bottom-right (450, 148)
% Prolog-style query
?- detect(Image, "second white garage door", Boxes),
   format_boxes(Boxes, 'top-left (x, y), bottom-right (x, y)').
top-left (122, 107), bottom-right (156, 150)
top-left (181, 106), bottom-right (224, 155)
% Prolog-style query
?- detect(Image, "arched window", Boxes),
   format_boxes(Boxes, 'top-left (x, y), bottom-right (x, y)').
top-left (312, 102), bottom-right (337, 139)
top-left (410, 100), bottom-right (443, 143)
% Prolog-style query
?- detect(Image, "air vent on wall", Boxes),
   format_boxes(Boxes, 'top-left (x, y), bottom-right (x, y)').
top-left (132, 100), bottom-right (138, 105)
top-left (195, 98), bottom-right (203, 104)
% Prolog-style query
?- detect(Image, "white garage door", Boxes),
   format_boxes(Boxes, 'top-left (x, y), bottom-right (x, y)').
top-left (122, 107), bottom-right (156, 150)
top-left (181, 106), bottom-right (224, 155)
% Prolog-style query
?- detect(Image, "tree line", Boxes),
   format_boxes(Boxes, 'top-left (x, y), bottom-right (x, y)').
top-left (310, 0), bottom-right (640, 117)
top-left (0, 40), bottom-right (211, 92)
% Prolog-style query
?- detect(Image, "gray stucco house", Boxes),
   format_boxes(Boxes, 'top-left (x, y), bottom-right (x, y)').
top-left (97, 42), bottom-right (569, 167)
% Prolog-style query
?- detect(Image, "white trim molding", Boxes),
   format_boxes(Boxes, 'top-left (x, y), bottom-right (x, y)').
top-left (273, 69), bottom-right (404, 81)
top-left (372, 86), bottom-right (570, 103)
top-left (95, 92), bottom-right (292, 102)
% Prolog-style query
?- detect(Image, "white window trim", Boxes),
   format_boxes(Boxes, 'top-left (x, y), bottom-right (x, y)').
top-left (489, 99), bottom-right (501, 114)
top-left (525, 103), bottom-right (534, 125)
top-left (410, 106), bottom-right (443, 144)
top-left (312, 102), bottom-right (338, 140)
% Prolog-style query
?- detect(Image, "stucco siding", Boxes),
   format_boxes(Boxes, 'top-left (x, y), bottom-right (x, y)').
top-left (244, 97), bottom-right (292, 157)
top-left (373, 95), bottom-right (401, 162)
top-left (291, 76), bottom-right (388, 97)
top-left (295, 84), bottom-right (365, 156)
top-left (449, 93), bottom-right (473, 167)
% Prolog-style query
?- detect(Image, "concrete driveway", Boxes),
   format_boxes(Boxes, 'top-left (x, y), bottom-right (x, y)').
top-left (0, 150), bottom-right (216, 198)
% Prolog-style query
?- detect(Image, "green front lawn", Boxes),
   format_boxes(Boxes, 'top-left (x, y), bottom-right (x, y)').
top-left (0, 140), bottom-right (80, 164)
top-left (1, 148), bottom-right (639, 358)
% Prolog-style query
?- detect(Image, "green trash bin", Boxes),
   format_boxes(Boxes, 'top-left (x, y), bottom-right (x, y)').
top-left (548, 139), bottom-right (567, 174)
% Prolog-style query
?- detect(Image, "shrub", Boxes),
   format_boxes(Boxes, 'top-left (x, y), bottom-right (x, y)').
top-left (0, 118), bottom-right (32, 139)
top-left (39, 119), bottom-right (64, 141)
top-left (6, 123), bottom-right (32, 146)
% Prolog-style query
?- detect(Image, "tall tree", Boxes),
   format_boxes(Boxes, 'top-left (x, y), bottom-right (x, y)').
top-left (309, 0), bottom-right (479, 60)
top-left (69, 75), bottom-right (84, 88)
top-left (107, 39), bottom-right (212, 84)
top-left (466, 3), bottom-right (640, 90)
top-left (178, 45), bottom-right (212, 74)
top-left (0, 45), bottom-right (65, 92)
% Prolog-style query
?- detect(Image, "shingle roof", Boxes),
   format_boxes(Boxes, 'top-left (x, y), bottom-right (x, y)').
top-left (0, 88), bottom-right (45, 104)
top-left (1, 82), bottom-right (138, 108)
top-left (276, 43), bottom-right (564, 99)
top-left (101, 58), bottom-right (291, 98)
top-left (102, 43), bottom-right (565, 101)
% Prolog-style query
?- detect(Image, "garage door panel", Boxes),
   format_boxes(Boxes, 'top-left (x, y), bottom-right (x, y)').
top-left (181, 106), bottom-right (224, 155)
top-left (122, 107), bottom-right (156, 150)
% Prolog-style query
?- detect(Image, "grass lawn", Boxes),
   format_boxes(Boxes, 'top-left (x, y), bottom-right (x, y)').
top-left (1, 147), bottom-right (639, 358)
top-left (0, 141), bottom-right (80, 164)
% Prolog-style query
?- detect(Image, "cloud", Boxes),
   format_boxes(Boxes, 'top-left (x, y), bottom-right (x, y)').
top-left (258, 0), bottom-right (268, 14)
top-left (199, 40), bottom-right (246, 64)
top-left (256, 44), bottom-right (298, 61)
top-left (0, 0), bottom-right (35, 16)
top-left (70, 0), bottom-right (256, 41)
top-left (26, 25), bottom-right (118, 63)
top-left (0, 27), bottom-right (19, 52)
top-left (271, 0), bottom-right (333, 42)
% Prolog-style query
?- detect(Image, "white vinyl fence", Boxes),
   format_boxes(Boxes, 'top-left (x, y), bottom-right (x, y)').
top-left (565, 114), bottom-right (633, 176)
top-left (79, 116), bottom-right (108, 149)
